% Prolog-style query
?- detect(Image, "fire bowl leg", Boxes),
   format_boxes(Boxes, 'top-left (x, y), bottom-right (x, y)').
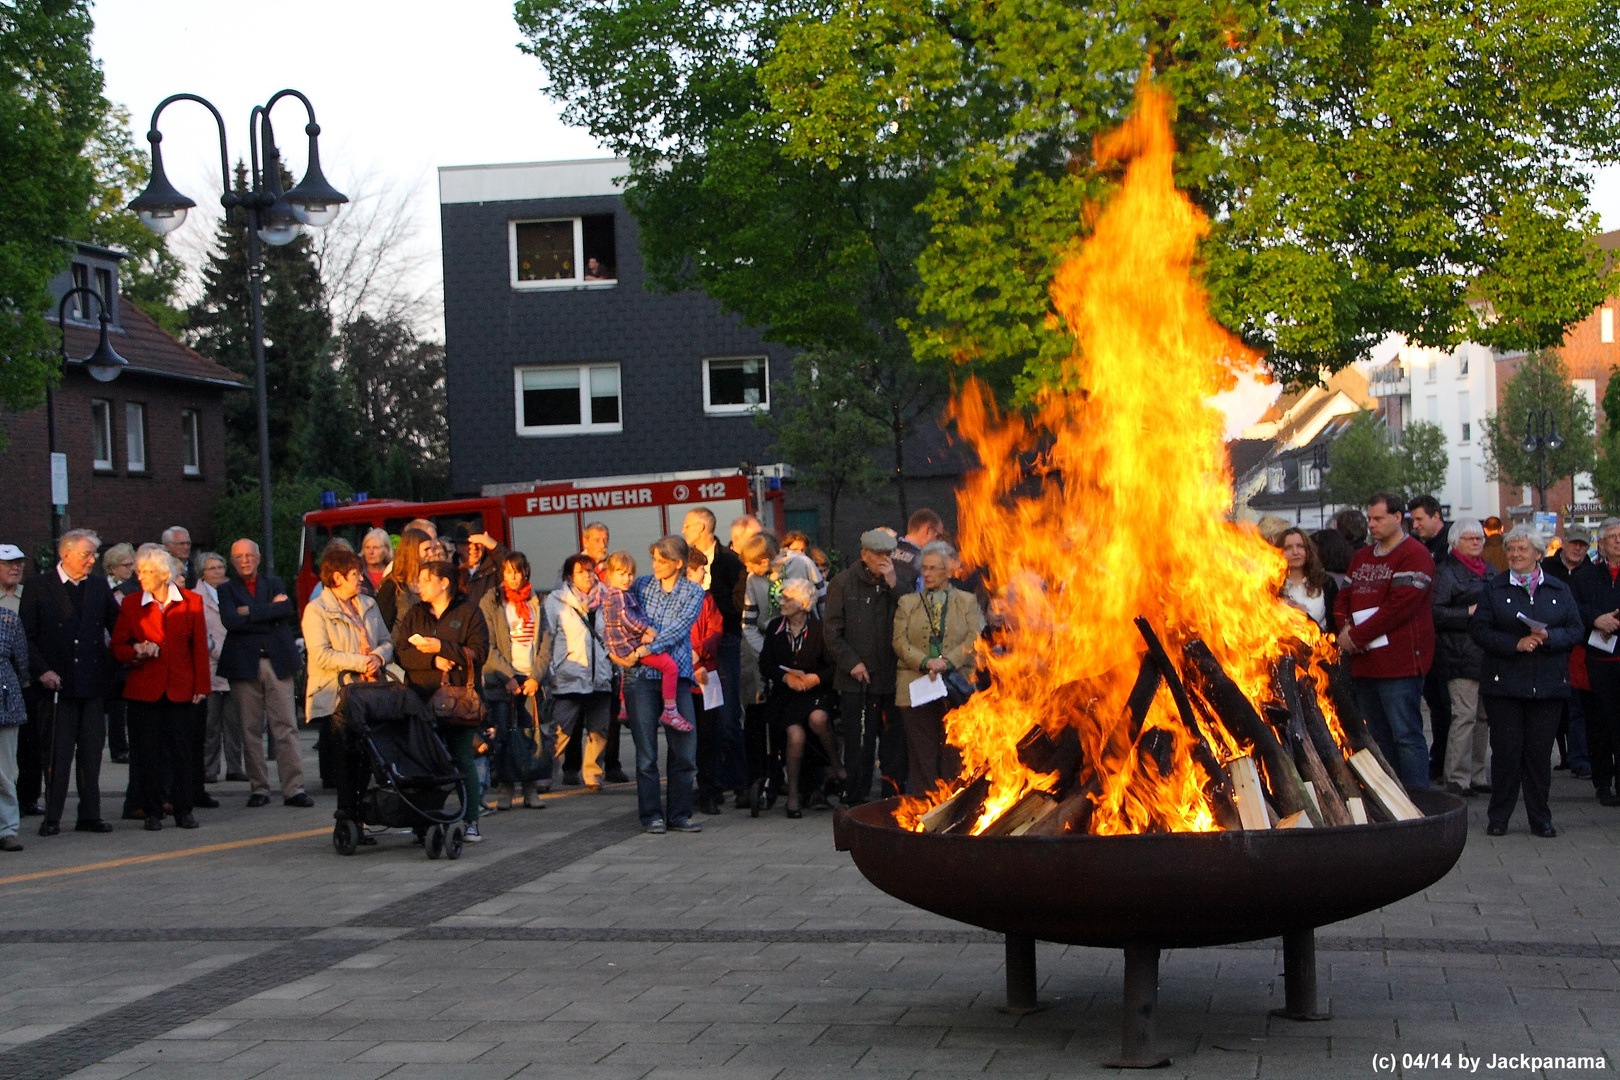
top-left (1103, 945), bottom-right (1170, 1068)
top-left (997, 933), bottom-right (1051, 1015)
top-left (1270, 928), bottom-right (1331, 1022)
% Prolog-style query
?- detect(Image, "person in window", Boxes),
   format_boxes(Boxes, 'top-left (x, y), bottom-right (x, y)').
top-left (111, 545), bottom-right (210, 831)
top-left (758, 578), bottom-right (841, 818)
top-left (584, 256), bottom-right (611, 281)
top-left (394, 561), bottom-right (490, 842)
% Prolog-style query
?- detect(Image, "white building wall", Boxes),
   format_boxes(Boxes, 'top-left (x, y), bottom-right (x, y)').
top-left (1393, 340), bottom-right (1499, 520)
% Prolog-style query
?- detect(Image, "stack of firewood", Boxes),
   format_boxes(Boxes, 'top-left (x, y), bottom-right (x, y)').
top-left (914, 618), bottom-right (1424, 837)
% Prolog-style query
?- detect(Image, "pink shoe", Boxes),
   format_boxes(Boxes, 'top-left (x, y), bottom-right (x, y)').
top-left (659, 706), bottom-right (694, 733)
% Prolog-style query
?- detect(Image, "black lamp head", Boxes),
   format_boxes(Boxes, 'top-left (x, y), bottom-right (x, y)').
top-left (283, 122), bottom-right (347, 228)
top-left (128, 132), bottom-right (196, 236)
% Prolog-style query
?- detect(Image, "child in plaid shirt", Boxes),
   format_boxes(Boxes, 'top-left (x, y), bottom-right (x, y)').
top-left (601, 552), bottom-right (691, 732)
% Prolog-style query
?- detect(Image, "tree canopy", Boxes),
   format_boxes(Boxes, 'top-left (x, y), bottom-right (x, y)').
top-left (1325, 413), bottom-right (1449, 508)
top-left (0, 0), bottom-right (103, 444)
top-left (85, 104), bottom-right (187, 335)
top-left (1481, 349), bottom-right (1596, 510)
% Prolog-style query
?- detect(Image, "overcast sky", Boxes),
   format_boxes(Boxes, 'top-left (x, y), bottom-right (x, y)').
top-left (92, 0), bottom-right (1620, 436)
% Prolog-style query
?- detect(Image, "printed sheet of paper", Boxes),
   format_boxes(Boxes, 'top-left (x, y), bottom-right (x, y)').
top-left (908, 673), bottom-right (948, 708)
top-left (701, 674), bottom-right (725, 711)
top-left (1589, 629), bottom-right (1618, 654)
top-left (1352, 607), bottom-right (1390, 649)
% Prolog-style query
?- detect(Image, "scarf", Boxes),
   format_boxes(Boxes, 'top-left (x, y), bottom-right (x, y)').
top-left (504, 582), bottom-right (535, 635)
top-left (1509, 564), bottom-right (1544, 598)
top-left (1455, 554), bottom-right (1489, 577)
top-left (334, 595), bottom-right (371, 653)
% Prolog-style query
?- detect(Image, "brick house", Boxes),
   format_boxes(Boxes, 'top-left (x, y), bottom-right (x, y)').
top-left (0, 242), bottom-right (244, 561)
top-left (437, 158), bottom-right (965, 558)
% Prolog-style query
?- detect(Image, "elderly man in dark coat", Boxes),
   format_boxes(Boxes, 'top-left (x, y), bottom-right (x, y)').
top-left (19, 529), bottom-right (121, 835)
top-left (218, 539), bottom-right (310, 808)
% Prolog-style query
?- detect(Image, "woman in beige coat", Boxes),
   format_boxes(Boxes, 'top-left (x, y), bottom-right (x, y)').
top-left (301, 547), bottom-right (393, 823)
top-left (892, 543), bottom-right (985, 794)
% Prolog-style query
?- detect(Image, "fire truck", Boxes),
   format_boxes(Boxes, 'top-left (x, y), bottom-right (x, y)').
top-left (295, 466), bottom-right (790, 606)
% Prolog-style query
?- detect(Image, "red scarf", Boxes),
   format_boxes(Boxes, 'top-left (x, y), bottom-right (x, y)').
top-left (1455, 554), bottom-right (1489, 577)
top-left (504, 582), bottom-right (535, 634)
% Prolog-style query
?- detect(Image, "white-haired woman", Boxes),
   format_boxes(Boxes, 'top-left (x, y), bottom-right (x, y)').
top-left (1432, 519), bottom-right (1491, 797)
top-left (893, 542), bottom-right (985, 795)
top-left (360, 527), bottom-right (392, 597)
top-left (1469, 525), bottom-right (1583, 837)
top-left (111, 544), bottom-right (210, 831)
top-left (758, 577), bottom-right (841, 818)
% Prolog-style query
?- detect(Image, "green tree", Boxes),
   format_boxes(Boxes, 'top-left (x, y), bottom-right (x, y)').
top-left (1482, 350), bottom-right (1597, 511)
top-left (515, 0), bottom-right (951, 512)
top-left (213, 475), bottom-right (349, 573)
top-left (1397, 420), bottom-right (1449, 503)
top-left (762, 352), bottom-right (888, 554)
top-left (187, 163), bottom-right (333, 488)
top-left (759, 0), bottom-right (1620, 392)
top-left (84, 103), bottom-right (187, 335)
top-left (338, 313), bottom-right (449, 498)
top-left (0, 0), bottom-right (103, 446)
top-left (1586, 364), bottom-right (1620, 512)
top-left (299, 360), bottom-right (377, 493)
top-left (1326, 410), bottom-right (1401, 509)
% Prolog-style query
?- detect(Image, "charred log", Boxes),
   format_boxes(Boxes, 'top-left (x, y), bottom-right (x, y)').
top-left (1183, 640), bottom-right (1321, 826)
top-left (1275, 661), bottom-right (1354, 828)
top-left (1017, 724), bottom-right (1083, 795)
top-left (1322, 659), bottom-right (1402, 785)
top-left (1125, 654), bottom-right (1164, 741)
top-left (1297, 674), bottom-right (1380, 816)
top-left (920, 772), bottom-right (992, 834)
top-left (980, 789), bottom-right (1061, 836)
top-left (1133, 620), bottom-right (1242, 831)
top-left (1137, 726), bottom-right (1176, 778)
top-left (1023, 778), bottom-right (1101, 836)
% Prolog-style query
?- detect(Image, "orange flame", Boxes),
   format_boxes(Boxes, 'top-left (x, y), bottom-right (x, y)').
top-left (929, 80), bottom-right (1336, 835)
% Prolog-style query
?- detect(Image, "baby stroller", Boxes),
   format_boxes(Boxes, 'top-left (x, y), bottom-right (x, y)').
top-left (330, 672), bottom-right (469, 859)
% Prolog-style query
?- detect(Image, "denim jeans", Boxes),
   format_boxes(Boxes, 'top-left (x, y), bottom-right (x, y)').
top-left (1563, 691), bottom-right (1590, 771)
top-left (1354, 675), bottom-right (1430, 789)
top-left (626, 674), bottom-right (696, 826)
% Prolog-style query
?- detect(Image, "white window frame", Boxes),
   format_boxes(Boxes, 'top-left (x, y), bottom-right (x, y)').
top-left (508, 218), bottom-right (617, 291)
top-left (514, 363), bottom-right (623, 437)
top-left (181, 408), bottom-right (201, 476)
top-left (1266, 466), bottom-right (1286, 494)
top-left (125, 402), bottom-right (146, 472)
top-left (702, 355), bottom-right (771, 415)
top-left (1603, 307), bottom-right (1615, 344)
top-left (91, 399), bottom-right (113, 470)
top-left (1299, 462), bottom-right (1320, 492)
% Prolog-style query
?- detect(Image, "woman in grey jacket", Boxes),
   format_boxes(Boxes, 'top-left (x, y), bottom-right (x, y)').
top-left (535, 554), bottom-right (613, 790)
top-left (1431, 519), bottom-right (1491, 797)
top-left (480, 551), bottom-right (549, 808)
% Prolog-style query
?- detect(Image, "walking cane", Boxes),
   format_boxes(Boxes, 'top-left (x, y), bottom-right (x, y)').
top-left (41, 690), bottom-right (60, 820)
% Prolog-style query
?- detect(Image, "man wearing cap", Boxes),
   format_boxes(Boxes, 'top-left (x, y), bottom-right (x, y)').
top-left (18, 530), bottom-right (121, 835)
top-left (1546, 526), bottom-right (1595, 780)
top-left (823, 529), bottom-right (919, 804)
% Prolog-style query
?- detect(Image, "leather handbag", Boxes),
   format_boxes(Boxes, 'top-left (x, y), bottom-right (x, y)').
top-left (431, 663), bottom-right (486, 727)
top-left (943, 669), bottom-right (976, 709)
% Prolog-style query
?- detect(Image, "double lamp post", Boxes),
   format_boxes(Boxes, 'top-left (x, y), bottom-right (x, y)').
top-left (117, 89), bottom-right (347, 574)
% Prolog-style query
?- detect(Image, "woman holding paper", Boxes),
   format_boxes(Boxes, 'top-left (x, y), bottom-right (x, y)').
top-left (893, 543), bottom-right (986, 796)
top-left (1468, 525), bottom-right (1583, 838)
top-left (758, 578), bottom-right (840, 817)
top-left (1431, 519), bottom-right (1491, 798)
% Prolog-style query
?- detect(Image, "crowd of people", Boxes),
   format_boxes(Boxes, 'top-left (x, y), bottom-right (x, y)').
top-left (0, 507), bottom-right (988, 850)
top-left (4, 492), bottom-right (1606, 854)
top-left (1269, 494), bottom-right (1620, 837)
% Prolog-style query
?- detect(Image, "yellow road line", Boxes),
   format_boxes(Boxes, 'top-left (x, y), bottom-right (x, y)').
top-left (0, 828), bottom-right (329, 887)
top-left (0, 783), bottom-right (618, 888)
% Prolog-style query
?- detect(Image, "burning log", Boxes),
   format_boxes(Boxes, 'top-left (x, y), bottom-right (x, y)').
top-left (1322, 659), bottom-right (1403, 786)
top-left (1296, 673), bottom-right (1374, 812)
top-left (1016, 723), bottom-right (1083, 794)
top-left (979, 789), bottom-right (1061, 836)
top-left (1022, 779), bottom-right (1100, 837)
top-left (1132, 619), bottom-right (1242, 831)
top-left (1274, 661), bottom-right (1354, 828)
top-left (1227, 755), bottom-right (1271, 830)
top-left (1137, 726), bottom-right (1176, 778)
top-left (1125, 654), bottom-right (1164, 741)
top-left (1182, 640), bottom-right (1321, 826)
top-left (920, 772), bottom-right (992, 834)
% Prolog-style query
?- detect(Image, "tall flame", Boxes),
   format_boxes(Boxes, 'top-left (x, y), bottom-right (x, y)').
top-left (924, 81), bottom-right (1333, 835)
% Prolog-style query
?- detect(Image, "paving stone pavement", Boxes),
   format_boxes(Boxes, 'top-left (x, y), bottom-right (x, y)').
top-left (0, 730), bottom-right (1615, 1079)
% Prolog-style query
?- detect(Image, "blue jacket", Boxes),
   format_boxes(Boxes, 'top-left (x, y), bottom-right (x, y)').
top-left (0, 608), bottom-right (27, 727)
top-left (1468, 571), bottom-right (1583, 700)
top-left (217, 574), bottom-right (301, 681)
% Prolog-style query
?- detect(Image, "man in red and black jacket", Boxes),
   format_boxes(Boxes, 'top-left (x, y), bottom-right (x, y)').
top-left (1332, 491), bottom-right (1437, 789)
top-left (1571, 517), bottom-right (1620, 807)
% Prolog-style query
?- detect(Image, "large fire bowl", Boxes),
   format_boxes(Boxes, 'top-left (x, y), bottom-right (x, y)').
top-left (833, 788), bottom-right (1466, 1066)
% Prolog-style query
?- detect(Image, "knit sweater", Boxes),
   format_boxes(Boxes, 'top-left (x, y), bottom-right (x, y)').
top-left (1331, 534), bottom-right (1436, 679)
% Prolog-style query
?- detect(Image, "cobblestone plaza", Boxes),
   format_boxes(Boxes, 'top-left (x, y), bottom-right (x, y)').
top-left (0, 733), bottom-right (1614, 1080)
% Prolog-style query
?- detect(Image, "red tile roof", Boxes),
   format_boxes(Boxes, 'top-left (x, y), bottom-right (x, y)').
top-left (56, 298), bottom-right (245, 388)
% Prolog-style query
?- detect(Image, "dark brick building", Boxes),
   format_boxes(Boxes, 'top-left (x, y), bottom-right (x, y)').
top-left (0, 243), bottom-right (243, 561)
top-left (437, 158), bottom-right (964, 557)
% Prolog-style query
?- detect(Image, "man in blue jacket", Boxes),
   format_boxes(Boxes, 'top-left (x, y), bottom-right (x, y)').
top-left (218, 539), bottom-right (309, 808)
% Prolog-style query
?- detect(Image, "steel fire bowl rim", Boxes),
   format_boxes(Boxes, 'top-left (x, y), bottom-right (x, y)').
top-left (834, 788), bottom-right (1468, 950)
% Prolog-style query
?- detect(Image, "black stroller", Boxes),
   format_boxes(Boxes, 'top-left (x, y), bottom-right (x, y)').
top-left (330, 673), bottom-right (469, 859)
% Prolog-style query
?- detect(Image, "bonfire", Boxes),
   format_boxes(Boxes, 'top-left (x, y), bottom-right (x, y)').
top-left (899, 83), bottom-right (1418, 838)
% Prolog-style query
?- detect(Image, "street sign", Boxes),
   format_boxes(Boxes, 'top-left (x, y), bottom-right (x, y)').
top-left (50, 452), bottom-right (69, 507)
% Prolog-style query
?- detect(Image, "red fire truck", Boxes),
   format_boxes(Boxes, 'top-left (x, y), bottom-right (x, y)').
top-left (295, 467), bottom-right (788, 606)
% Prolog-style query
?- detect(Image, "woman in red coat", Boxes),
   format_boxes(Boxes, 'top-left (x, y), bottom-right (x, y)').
top-left (112, 544), bottom-right (210, 831)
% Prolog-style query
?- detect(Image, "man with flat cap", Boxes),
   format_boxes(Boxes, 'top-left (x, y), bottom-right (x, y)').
top-left (823, 529), bottom-right (919, 804)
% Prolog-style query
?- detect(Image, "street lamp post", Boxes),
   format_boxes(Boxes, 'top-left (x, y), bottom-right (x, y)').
top-left (1312, 444), bottom-right (1331, 528)
top-left (1522, 408), bottom-right (1564, 512)
top-left (128, 90), bottom-right (346, 574)
top-left (52, 287), bottom-right (128, 547)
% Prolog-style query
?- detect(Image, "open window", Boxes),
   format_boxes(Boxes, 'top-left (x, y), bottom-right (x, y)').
top-left (703, 356), bottom-right (769, 414)
top-left (510, 214), bottom-right (617, 289)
